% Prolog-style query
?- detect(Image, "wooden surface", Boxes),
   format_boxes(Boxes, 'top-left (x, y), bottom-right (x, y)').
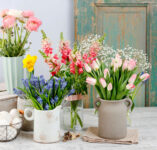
top-left (74, 0), bottom-right (157, 107)
top-left (0, 107), bottom-right (156, 150)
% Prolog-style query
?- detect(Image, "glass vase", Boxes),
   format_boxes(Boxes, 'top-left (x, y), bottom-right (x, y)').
top-left (62, 95), bottom-right (83, 131)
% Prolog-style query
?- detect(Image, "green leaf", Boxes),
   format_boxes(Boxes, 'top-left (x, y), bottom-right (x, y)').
top-left (39, 50), bottom-right (48, 59)
top-left (98, 33), bottom-right (106, 44)
top-left (41, 30), bottom-right (47, 39)
top-left (60, 32), bottom-right (64, 40)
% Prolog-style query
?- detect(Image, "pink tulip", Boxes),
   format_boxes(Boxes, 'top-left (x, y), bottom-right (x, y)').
top-left (22, 10), bottom-right (34, 18)
top-left (84, 63), bottom-right (91, 72)
top-left (107, 83), bottom-right (112, 91)
top-left (129, 74), bottom-right (137, 83)
top-left (25, 17), bottom-right (42, 32)
top-left (3, 15), bottom-right (16, 28)
top-left (91, 60), bottom-right (100, 70)
top-left (128, 59), bottom-right (136, 71)
top-left (0, 9), bottom-right (9, 18)
top-left (104, 68), bottom-right (109, 78)
top-left (99, 78), bottom-right (106, 88)
top-left (126, 83), bottom-right (135, 90)
top-left (122, 60), bottom-right (128, 70)
top-left (86, 77), bottom-right (96, 85)
top-left (140, 73), bottom-right (150, 81)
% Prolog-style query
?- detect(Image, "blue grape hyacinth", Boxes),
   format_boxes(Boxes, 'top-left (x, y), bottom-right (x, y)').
top-left (37, 97), bottom-right (43, 104)
top-left (16, 74), bottom-right (70, 111)
top-left (44, 103), bottom-right (49, 110)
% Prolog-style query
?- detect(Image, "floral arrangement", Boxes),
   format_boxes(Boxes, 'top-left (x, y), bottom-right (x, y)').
top-left (39, 31), bottom-right (87, 128)
top-left (14, 54), bottom-right (73, 110)
top-left (39, 31), bottom-right (106, 129)
top-left (0, 9), bottom-right (42, 57)
top-left (39, 31), bottom-right (88, 93)
top-left (85, 54), bottom-right (150, 111)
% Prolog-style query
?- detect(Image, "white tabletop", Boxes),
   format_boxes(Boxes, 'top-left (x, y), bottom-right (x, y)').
top-left (0, 107), bottom-right (157, 150)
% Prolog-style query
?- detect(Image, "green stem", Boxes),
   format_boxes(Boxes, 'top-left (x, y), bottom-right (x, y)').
top-left (2, 31), bottom-right (5, 49)
top-left (18, 31), bottom-right (30, 56)
top-left (70, 100), bottom-right (83, 129)
top-left (132, 83), bottom-right (143, 101)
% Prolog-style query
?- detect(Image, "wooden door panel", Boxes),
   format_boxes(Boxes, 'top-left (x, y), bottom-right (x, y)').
top-left (96, 7), bottom-right (146, 50)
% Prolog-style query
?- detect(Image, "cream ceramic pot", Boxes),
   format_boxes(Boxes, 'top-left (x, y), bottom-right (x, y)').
top-left (94, 98), bottom-right (132, 140)
top-left (24, 106), bottom-right (61, 143)
top-left (17, 97), bottom-right (33, 131)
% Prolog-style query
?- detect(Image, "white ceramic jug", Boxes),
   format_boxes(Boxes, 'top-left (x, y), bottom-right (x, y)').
top-left (24, 106), bottom-right (61, 143)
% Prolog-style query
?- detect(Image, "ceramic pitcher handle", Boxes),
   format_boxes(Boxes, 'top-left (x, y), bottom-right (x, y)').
top-left (125, 98), bottom-right (132, 110)
top-left (93, 98), bottom-right (101, 110)
top-left (24, 108), bottom-right (34, 121)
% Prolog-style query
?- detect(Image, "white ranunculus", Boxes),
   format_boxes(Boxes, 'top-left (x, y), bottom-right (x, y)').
top-left (7, 9), bottom-right (22, 18)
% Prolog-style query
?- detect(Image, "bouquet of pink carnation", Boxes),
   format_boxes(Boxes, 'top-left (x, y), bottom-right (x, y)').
top-left (85, 54), bottom-right (150, 111)
top-left (0, 9), bottom-right (42, 57)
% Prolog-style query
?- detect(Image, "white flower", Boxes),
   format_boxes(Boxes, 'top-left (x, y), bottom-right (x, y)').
top-left (7, 9), bottom-right (23, 19)
top-left (111, 54), bottom-right (122, 72)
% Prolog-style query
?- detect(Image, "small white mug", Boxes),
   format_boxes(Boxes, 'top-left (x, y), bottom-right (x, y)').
top-left (24, 106), bottom-right (61, 143)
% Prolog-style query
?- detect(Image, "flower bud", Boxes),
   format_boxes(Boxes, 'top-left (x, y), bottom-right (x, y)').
top-left (86, 77), bottom-right (96, 85)
top-left (126, 83), bottom-right (135, 90)
top-left (99, 78), bottom-right (106, 88)
top-left (107, 83), bottom-right (112, 91)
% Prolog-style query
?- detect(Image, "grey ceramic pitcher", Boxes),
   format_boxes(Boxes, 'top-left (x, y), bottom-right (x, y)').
top-left (94, 98), bottom-right (132, 140)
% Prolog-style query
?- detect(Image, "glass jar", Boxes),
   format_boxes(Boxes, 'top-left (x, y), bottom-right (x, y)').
top-left (62, 95), bottom-right (83, 131)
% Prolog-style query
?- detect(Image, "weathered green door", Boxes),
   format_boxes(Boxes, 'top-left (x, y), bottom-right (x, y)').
top-left (74, 0), bottom-right (157, 107)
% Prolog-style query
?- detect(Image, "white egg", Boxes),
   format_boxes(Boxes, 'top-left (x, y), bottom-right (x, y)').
top-left (7, 126), bottom-right (17, 140)
top-left (12, 117), bottom-right (22, 129)
top-left (0, 111), bottom-right (12, 125)
top-left (9, 109), bottom-right (20, 118)
top-left (0, 126), bottom-right (6, 141)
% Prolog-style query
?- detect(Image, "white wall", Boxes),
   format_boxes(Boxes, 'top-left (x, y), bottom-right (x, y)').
top-left (0, 0), bottom-right (74, 82)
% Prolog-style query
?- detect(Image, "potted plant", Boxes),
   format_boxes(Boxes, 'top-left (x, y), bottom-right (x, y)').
top-left (85, 54), bottom-right (150, 139)
top-left (16, 55), bottom-right (71, 143)
top-left (80, 35), bottom-right (151, 123)
top-left (0, 9), bottom-right (42, 94)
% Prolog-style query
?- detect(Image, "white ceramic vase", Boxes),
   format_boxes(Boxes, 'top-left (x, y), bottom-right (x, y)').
top-left (24, 106), bottom-right (61, 143)
top-left (2, 56), bottom-right (24, 94)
